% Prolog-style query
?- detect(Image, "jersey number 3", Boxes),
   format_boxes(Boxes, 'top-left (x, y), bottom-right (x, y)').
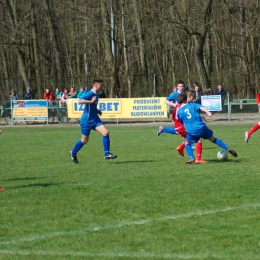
top-left (184, 109), bottom-right (192, 119)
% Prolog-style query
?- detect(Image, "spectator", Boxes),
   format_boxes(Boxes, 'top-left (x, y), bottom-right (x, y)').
top-left (43, 88), bottom-right (54, 101)
top-left (214, 84), bottom-right (227, 108)
top-left (205, 88), bottom-right (212, 95)
top-left (10, 89), bottom-right (20, 100)
top-left (193, 82), bottom-right (199, 89)
top-left (61, 87), bottom-right (69, 104)
top-left (77, 87), bottom-right (87, 99)
top-left (54, 87), bottom-right (62, 100)
top-left (67, 87), bottom-right (77, 98)
top-left (24, 88), bottom-right (34, 99)
top-left (193, 83), bottom-right (203, 104)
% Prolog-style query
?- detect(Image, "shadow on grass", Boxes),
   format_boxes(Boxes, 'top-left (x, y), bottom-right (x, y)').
top-left (113, 160), bottom-right (156, 164)
top-left (2, 177), bottom-right (47, 181)
top-left (7, 182), bottom-right (62, 189)
top-left (201, 159), bottom-right (243, 164)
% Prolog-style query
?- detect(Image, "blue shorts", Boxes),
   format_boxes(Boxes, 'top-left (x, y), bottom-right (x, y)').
top-left (186, 126), bottom-right (213, 143)
top-left (80, 118), bottom-right (104, 136)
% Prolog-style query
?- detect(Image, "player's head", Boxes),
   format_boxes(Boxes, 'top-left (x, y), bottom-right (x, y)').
top-left (186, 90), bottom-right (195, 103)
top-left (93, 77), bottom-right (104, 93)
top-left (175, 80), bottom-right (185, 93)
top-left (177, 93), bottom-right (187, 104)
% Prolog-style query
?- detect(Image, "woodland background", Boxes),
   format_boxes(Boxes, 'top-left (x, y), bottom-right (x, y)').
top-left (0, 0), bottom-right (260, 100)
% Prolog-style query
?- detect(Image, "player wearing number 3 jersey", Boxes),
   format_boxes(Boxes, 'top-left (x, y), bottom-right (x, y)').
top-left (177, 92), bottom-right (237, 164)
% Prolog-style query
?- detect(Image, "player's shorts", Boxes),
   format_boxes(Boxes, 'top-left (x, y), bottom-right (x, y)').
top-left (175, 126), bottom-right (187, 138)
top-left (186, 126), bottom-right (213, 143)
top-left (80, 117), bottom-right (104, 136)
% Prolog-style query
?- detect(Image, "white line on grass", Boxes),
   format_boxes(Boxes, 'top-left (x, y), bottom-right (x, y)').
top-left (1, 202), bottom-right (260, 246)
top-left (0, 249), bottom-right (219, 259)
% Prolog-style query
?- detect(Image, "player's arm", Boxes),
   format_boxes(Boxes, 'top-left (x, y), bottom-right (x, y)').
top-left (200, 106), bottom-right (212, 117)
top-left (78, 96), bottom-right (96, 104)
top-left (164, 99), bottom-right (177, 107)
top-left (97, 109), bottom-right (102, 116)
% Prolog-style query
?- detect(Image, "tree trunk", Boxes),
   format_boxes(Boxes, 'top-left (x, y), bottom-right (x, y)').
top-left (42, 0), bottom-right (65, 89)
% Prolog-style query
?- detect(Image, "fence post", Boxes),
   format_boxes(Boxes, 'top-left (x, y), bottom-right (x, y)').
top-left (10, 99), bottom-right (13, 125)
top-left (227, 92), bottom-right (231, 121)
top-left (116, 95), bottom-right (119, 124)
top-left (152, 94), bottom-right (156, 123)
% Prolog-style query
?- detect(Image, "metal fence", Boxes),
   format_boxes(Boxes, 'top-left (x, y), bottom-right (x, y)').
top-left (0, 94), bottom-right (260, 126)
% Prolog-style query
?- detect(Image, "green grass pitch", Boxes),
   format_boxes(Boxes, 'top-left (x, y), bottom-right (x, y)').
top-left (0, 124), bottom-right (260, 260)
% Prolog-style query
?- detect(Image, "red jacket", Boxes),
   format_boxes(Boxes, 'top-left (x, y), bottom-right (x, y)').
top-left (44, 92), bottom-right (54, 101)
top-left (257, 92), bottom-right (260, 105)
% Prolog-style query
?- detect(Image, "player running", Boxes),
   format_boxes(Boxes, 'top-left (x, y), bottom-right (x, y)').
top-left (69, 78), bottom-right (117, 164)
top-left (177, 92), bottom-right (237, 164)
top-left (245, 92), bottom-right (260, 142)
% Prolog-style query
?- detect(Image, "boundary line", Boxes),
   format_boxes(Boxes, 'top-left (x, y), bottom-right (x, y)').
top-left (1, 202), bottom-right (259, 246)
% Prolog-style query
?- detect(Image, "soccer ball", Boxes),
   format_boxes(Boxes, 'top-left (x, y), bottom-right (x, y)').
top-left (217, 150), bottom-right (228, 161)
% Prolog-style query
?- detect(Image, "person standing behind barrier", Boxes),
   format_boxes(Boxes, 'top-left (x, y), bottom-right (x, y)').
top-left (193, 82), bottom-right (203, 104)
top-left (245, 92), bottom-right (260, 143)
top-left (10, 89), bottom-right (20, 100)
top-left (214, 84), bottom-right (227, 109)
top-left (24, 88), bottom-right (34, 99)
top-left (61, 87), bottom-right (68, 104)
top-left (69, 77), bottom-right (117, 164)
top-left (67, 87), bottom-right (77, 98)
top-left (54, 87), bottom-right (62, 100)
top-left (77, 87), bottom-right (87, 99)
top-left (0, 130), bottom-right (5, 191)
top-left (43, 88), bottom-right (54, 101)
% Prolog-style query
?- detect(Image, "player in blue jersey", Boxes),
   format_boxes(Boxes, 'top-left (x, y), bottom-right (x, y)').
top-left (177, 92), bottom-right (237, 164)
top-left (157, 80), bottom-right (185, 136)
top-left (69, 78), bottom-right (117, 163)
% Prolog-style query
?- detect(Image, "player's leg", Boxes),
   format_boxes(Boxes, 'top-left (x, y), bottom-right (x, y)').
top-left (95, 124), bottom-right (117, 160)
top-left (70, 134), bottom-right (88, 164)
top-left (195, 139), bottom-right (205, 163)
top-left (175, 128), bottom-right (186, 157)
top-left (0, 187), bottom-right (5, 191)
top-left (176, 141), bottom-right (185, 157)
top-left (245, 122), bottom-right (260, 143)
top-left (184, 140), bottom-right (196, 164)
top-left (209, 135), bottom-right (237, 157)
top-left (70, 121), bottom-right (90, 164)
top-left (157, 126), bottom-right (177, 136)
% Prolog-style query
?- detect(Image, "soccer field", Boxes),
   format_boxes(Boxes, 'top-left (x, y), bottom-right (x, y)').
top-left (0, 124), bottom-right (260, 260)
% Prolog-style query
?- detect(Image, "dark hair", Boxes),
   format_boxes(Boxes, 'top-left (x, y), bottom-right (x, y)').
top-left (178, 93), bottom-right (187, 104)
top-left (93, 77), bottom-right (103, 85)
top-left (175, 80), bottom-right (185, 86)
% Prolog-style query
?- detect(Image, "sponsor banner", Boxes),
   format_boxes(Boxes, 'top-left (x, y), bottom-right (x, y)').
top-left (201, 95), bottom-right (222, 111)
top-left (68, 98), bottom-right (167, 119)
top-left (12, 100), bottom-right (48, 121)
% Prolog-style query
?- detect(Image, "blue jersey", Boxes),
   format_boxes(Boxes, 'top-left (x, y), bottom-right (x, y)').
top-left (80, 89), bottom-right (99, 122)
top-left (166, 91), bottom-right (181, 104)
top-left (177, 103), bottom-right (206, 134)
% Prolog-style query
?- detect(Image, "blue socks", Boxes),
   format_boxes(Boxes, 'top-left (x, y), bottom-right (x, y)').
top-left (103, 135), bottom-right (110, 155)
top-left (185, 144), bottom-right (195, 159)
top-left (162, 127), bottom-right (177, 134)
top-left (72, 135), bottom-right (111, 156)
top-left (72, 140), bottom-right (84, 154)
top-left (213, 138), bottom-right (229, 150)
